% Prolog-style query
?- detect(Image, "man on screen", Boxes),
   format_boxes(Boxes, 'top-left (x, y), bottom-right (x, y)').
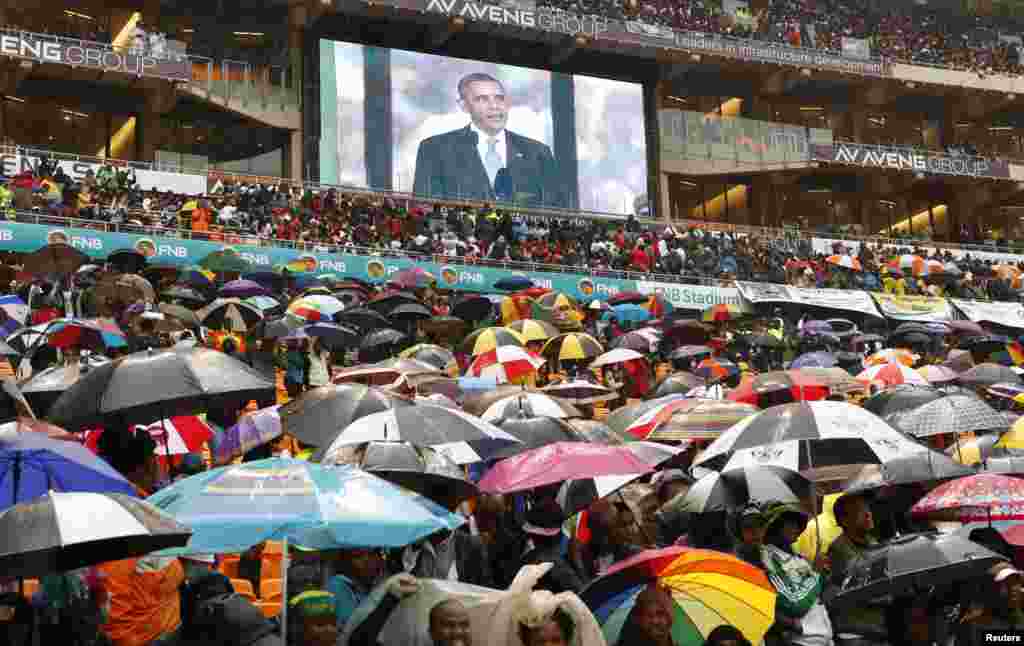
top-left (412, 72), bottom-right (565, 207)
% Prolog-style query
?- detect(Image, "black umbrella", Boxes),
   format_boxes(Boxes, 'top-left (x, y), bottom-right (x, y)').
top-left (862, 384), bottom-right (942, 419)
top-left (887, 393), bottom-right (1009, 438)
top-left (388, 303), bottom-right (432, 321)
top-left (161, 285), bottom-right (209, 305)
top-left (564, 419), bottom-right (629, 445)
top-left (960, 363), bottom-right (1022, 387)
top-left (480, 392), bottom-right (581, 421)
top-left (196, 298), bottom-right (264, 332)
top-left (333, 289), bottom-right (367, 308)
top-left (336, 307), bottom-right (391, 331)
top-left (0, 379), bottom-right (34, 423)
top-left (321, 440), bottom-right (478, 507)
top-left (365, 292), bottom-right (420, 314)
top-left (47, 347), bottom-right (276, 430)
top-left (254, 316), bottom-right (301, 340)
top-left (19, 356), bottom-right (111, 417)
top-left (420, 316), bottom-right (469, 339)
top-left (0, 491), bottom-right (190, 579)
top-left (490, 415), bottom-right (587, 458)
top-left (107, 248), bottom-right (148, 274)
top-left (668, 345), bottom-right (714, 362)
top-left (653, 373), bottom-right (705, 398)
top-left (451, 295), bottom-right (494, 322)
top-left (279, 384), bottom-right (414, 448)
top-left (890, 331), bottom-right (933, 347)
top-left (672, 465), bottom-right (813, 514)
top-left (401, 345), bottom-right (456, 372)
top-left (359, 328), bottom-right (407, 352)
top-left (826, 532), bottom-right (1004, 608)
top-left (843, 453), bottom-right (975, 494)
top-left (22, 244), bottom-right (89, 275)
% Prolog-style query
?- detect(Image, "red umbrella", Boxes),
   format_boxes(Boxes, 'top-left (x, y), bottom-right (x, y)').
top-left (478, 442), bottom-right (654, 494)
top-left (511, 287), bottom-right (551, 300)
top-left (911, 474), bottom-right (1024, 523)
top-left (608, 291), bottom-right (649, 306)
top-left (728, 371), bottom-right (829, 407)
top-left (85, 416), bottom-right (213, 457)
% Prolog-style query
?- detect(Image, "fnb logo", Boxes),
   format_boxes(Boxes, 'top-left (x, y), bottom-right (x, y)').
top-left (0, 230), bottom-right (12, 241)
top-left (157, 245), bottom-right (188, 258)
top-left (70, 236), bottom-right (103, 250)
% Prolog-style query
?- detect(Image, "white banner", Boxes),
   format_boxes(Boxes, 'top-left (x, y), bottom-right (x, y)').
top-left (950, 298), bottom-right (1024, 329)
top-left (870, 292), bottom-right (954, 322)
top-left (0, 153), bottom-right (206, 196)
top-left (736, 282), bottom-right (881, 317)
top-left (841, 36), bottom-right (871, 60)
top-left (635, 281), bottom-right (746, 311)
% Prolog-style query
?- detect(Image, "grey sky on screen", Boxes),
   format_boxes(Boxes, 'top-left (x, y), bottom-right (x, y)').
top-left (326, 41), bottom-right (647, 215)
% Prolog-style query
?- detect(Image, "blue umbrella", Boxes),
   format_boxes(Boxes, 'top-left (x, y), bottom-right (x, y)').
top-left (791, 352), bottom-right (838, 369)
top-left (493, 276), bottom-right (534, 291)
top-left (147, 458), bottom-right (465, 554)
top-left (0, 432), bottom-right (137, 509)
top-left (612, 304), bottom-right (652, 325)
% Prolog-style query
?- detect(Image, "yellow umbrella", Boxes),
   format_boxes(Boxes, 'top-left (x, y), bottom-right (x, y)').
top-left (506, 319), bottom-right (559, 343)
top-left (865, 348), bottom-right (917, 368)
top-left (948, 434), bottom-right (999, 465)
top-left (542, 332), bottom-right (604, 362)
top-left (537, 292), bottom-right (579, 311)
top-left (996, 417), bottom-right (1024, 451)
top-left (795, 493), bottom-right (843, 562)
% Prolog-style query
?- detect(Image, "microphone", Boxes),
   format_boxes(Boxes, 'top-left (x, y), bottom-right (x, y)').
top-left (494, 167), bottom-right (512, 201)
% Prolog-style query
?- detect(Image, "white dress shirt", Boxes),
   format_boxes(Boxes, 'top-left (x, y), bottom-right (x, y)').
top-left (470, 123), bottom-right (506, 186)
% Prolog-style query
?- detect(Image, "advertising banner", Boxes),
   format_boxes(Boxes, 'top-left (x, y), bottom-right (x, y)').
top-left (0, 31), bottom-right (191, 81)
top-left (673, 33), bottom-right (889, 76)
top-left (634, 281), bottom-right (745, 311)
top-left (0, 221), bottom-right (634, 300)
top-left (950, 299), bottom-right (1024, 329)
top-left (0, 152), bottom-right (207, 195)
top-left (736, 282), bottom-right (881, 317)
top-left (870, 292), bottom-right (954, 321)
top-left (814, 142), bottom-right (1011, 179)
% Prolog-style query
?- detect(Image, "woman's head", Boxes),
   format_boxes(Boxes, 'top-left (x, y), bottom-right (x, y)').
top-left (518, 607), bottom-right (575, 646)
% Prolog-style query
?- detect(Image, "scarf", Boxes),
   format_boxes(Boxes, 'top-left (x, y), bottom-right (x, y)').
top-left (761, 544), bottom-right (822, 618)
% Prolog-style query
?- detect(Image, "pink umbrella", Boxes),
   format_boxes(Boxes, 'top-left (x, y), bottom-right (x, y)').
top-left (478, 441), bottom-right (653, 494)
top-left (911, 473), bottom-right (1024, 523)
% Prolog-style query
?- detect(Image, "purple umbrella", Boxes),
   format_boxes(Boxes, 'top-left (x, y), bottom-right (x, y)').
top-left (219, 279), bottom-right (269, 299)
top-left (791, 352), bottom-right (837, 369)
top-left (948, 320), bottom-right (986, 337)
top-left (208, 405), bottom-right (282, 465)
top-left (801, 320), bottom-right (834, 335)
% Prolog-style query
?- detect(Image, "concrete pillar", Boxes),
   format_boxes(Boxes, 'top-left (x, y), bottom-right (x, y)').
top-left (287, 4), bottom-right (306, 184)
top-left (287, 129), bottom-right (303, 183)
top-left (659, 172), bottom-right (671, 222)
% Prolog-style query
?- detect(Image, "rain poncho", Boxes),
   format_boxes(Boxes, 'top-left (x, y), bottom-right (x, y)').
top-left (99, 555), bottom-right (184, 646)
top-left (340, 564), bottom-right (606, 646)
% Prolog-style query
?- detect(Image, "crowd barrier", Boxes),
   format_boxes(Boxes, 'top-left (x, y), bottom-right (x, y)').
top-left (6, 212), bottom-right (1024, 329)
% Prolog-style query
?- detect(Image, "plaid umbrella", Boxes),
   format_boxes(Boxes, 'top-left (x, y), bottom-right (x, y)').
top-left (911, 474), bottom-right (1024, 522)
top-left (462, 327), bottom-right (525, 356)
top-left (542, 333), bottom-right (604, 362)
top-left (887, 393), bottom-right (1008, 438)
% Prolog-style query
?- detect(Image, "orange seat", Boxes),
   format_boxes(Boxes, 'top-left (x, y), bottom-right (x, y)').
top-left (21, 579), bottom-right (39, 600)
top-left (255, 600), bottom-right (281, 618)
top-left (230, 578), bottom-right (257, 602)
top-left (260, 578), bottom-right (283, 602)
top-left (263, 541), bottom-right (283, 555)
top-left (260, 554), bottom-right (282, 580)
top-left (218, 555), bottom-right (240, 579)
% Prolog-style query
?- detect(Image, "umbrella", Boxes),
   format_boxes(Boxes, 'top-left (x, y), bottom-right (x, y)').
top-left (791, 352), bottom-right (837, 369)
top-left (541, 380), bottom-right (617, 404)
top-left (254, 316), bottom-right (300, 340)
top-left (611, 304), bottom-right (651, 325)
top-left (591, 348), bottom-right (645, 369)
top-left (159, 303), bottom-right (201, 329)
top-left (728, 371), bottom-right (830, 407)
top-left (843, 453), bottom-right (975, 494)
top-left (462, 384), bottom-right (541, 416)
top-left (961, 363), bottom-right (1022, 387)
top-left (478, 442), bottom-right (654, 494)
top-left (626, 398), bottom-right (758, 441)
top-left (199, 249), bottom-right (252, 274)
top-left (334, 359), bottom-right (439, 386)
top-left (582, 547), bottom-right (776, 646)
top-left (47, 347), bottom-right (275, 431)
top-left (301, 323), bottom-right (360, 351)
top-left (827, 254), bottom-right (862, 271)
top-left (489, 416), bottom-right (588, 457)
top-left (862, 384), bottom-right (942, 418)
top-left (0, 431), bottom-right (136, 507)
top-left (219, 279), bottom-right (268, 299)
top-left (0, 417), bottom-right (79, 443)
top-left (668, 345), bottom-right (714, 363)
top-left (318, 405), bottom-right (521, 465)
top-left (0, 295), bottom-right (27, 326)
top-left (673, 465), bottom-right (813, 514)
top-left (359, 328), bottom-right (407, 352)
top-left (857, 363), bottom-right (929, 387)
top-left (365, 292), bottom-right (421, 314)
top-left (506, 319), bottom-right (559, 343)
top-left (887, 394), bottom-right (1008, 438)
top-left (388, 268), bottom-right (435, 290)
top-left (493, 276), bottom-right (534, 291)
top-left (694, 401), bottom-right (934, 482)
top-left (147, 458), bottom-right (465, 554)
top-left (388, 303), bottom-right (433, 322)
top-left (22, 244), bottom-right (89, 275)
top-left (565, 419), bottom-right (627, 445)
top-left (946, 433), bottom-right (1003, 466)
top-left (451, 295), bottom-right (494, 322)
top-left (538, 292), bottom-right (579, 311)
top-left (826, 532), bottom-right (1004, 608)
top-left (481, 393), bottom-right (581, 421)
top-left (910, 473), bottom-right (1024, 522)
top-left (702, 303), bottom-right (744, 322)
top-left (0, 491), bottom-right (191, 579)
top-left (20, 358), bottom-right (111, 416)
top-left (86, 416), bottom-right (213, 458)
top-left (180, 266), bottom-right (216, 289)
top-left (463, 327), bottom-right (525, 356)
top-left (279, 384), bottom-right (415, 448)
top-left (336, 307), bottom-right (391, 331)
top-left (161, 285), bottom-right (207, 304)
top-left (197, 298), bottom-right (263, 332)
top-left (287, 295), bottom-right (346, 324)
top-left (542, 333), bottom-right (604, 362)
top-left (421, 316), bottom-right (468, 339)
top-left (46, 319), bottom-right (127, 353)
top-left (398, 344), bottom-right (457, 373)
top-left (918, 365), bottom-right (959, 384)
top-left (608, 292), bottom-right (650, 306)
top-left (661, 319), bottom-right (712, 345)
top-left (107, 249), bottom-right (147, 274)
top-left (610, 330), bottom-right (660, 354)
top-left (468, 346), bottom-right (545, 384)
top-left (865, 349), bottom-right (917, 368)
top-left (209, 405), bottom-right (283, 466)
top-left (653, 373), bottom-right (705, 398)
top-left (321, 441), bottom-right (478, 507)
top-left (694, 357), bottom-right (739, 381)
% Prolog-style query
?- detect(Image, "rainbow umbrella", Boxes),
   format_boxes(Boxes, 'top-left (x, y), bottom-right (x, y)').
top-left (582, 547), bottom-right (776, 646)
top-left (287, 295), bottom-right (345, 323)
top-left (702, 303), bottom-right (743, 323)
top-left (180, 265), bottom-right (215, 289)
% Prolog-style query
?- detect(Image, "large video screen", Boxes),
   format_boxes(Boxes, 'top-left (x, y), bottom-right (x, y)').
top-left (319, 40), bottom-right (648, 215)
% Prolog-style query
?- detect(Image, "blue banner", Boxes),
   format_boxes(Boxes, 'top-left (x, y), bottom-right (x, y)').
top-left (3, 221), bottom-right (635, 301)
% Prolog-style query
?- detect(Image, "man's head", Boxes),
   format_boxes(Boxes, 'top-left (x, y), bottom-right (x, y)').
top-left (629, 584), bottom-right (674, 644)
top-left (336, 547), bottom-right (385, 587)
top-left (458, 73), bottom-right (508, 137)
top-left (834, 494), bottom-right (874, 537)
top-left (429, 598), bottom-right (472, 646)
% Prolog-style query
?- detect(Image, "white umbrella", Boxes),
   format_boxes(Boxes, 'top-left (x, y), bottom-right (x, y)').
top-left (590, 348), bottom-right (645, 368)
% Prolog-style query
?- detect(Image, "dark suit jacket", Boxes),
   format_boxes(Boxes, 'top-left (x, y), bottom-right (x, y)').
top-left (412, 125), bottom-right (565, 208)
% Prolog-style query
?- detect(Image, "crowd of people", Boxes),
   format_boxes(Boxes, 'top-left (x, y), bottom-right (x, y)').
top-left (4, 248), bottom-right (1024, 646)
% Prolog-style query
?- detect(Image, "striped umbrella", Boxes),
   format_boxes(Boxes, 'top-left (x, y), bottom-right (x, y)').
top-left (582, 547), bottom-right (776, 646)
top-left (468, 346), bottom-right (545, 384)
top-left (506, 319), bottom-right (559, 343)
top-left (537, 292), bottom-right (579, 311)
top-left (197, 298), bottom-right (263, 332)
top-left (888, 255), bottom-right (926, 276)
top-left (694, 357), bottom-right (739, 381)
top-left (85, 416), bottom-right (213, 457)
top-left (462, 327), bottom-right (525, 356)
top-left (702, 303), bottom-right (744, 322)
top-left (826, 255), bottom-right (862, 272)
top-left (857, 363), bottom-right (929, 387)
top-left (287, 295), bottom-right (346, 323)
top-left (542, 333), bottom-right (604, 362)
top-left (622, 398), bottom-right (759, 441)
top-left (675, 465), bottom-right (813, 513)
